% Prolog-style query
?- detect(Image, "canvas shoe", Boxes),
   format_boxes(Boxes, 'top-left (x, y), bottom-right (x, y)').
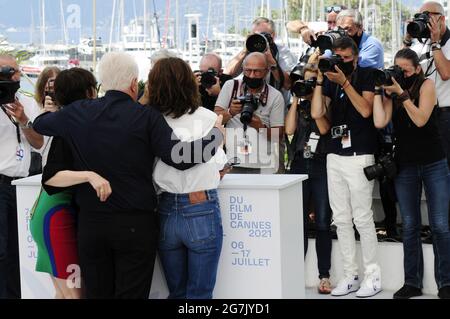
top-left (331, 275), bottom-right (359, 296)
top-left (356, 271), bottom-right (382, 298)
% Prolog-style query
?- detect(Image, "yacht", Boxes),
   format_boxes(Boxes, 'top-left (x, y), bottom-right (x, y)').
top-left (21, 45), bottom-right (70, 77)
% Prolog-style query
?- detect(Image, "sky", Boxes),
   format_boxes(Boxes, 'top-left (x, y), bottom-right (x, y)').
top-left (0, 0), bottom-right (423, 45)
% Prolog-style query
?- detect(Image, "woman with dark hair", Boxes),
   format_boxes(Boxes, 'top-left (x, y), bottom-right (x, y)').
top-left (30, 68), bottom-right (109, 299)
top-left (150, 57), bottom-right (227, 299)
top-left (373, 48), bottom-right (450, 299)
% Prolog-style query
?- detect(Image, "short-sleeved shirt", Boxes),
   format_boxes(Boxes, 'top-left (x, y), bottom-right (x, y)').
top-left (0, 92), bottom-right (41, 177)
top-left (323, 67), bottom-right (378, 155)
top-left (216, 79), bottom-right (285, 169)
top-left (411, 28), bottom-right (450, 107)
top-left (358, 32), bottom-right (384, 69)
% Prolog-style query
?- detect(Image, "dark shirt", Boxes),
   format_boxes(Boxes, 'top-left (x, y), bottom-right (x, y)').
top-left (323, 67), bottom-right (378, 155)
top-left (287, 100), bottom-right (329, 161)
top-left (33, 90), bottom-right (222, 212)
top-left (200, 73), bottom-right (233, 111)
top-left (42, 137), bottom-right (74, 195)
top-left (393, 94), bottom-right (445, 165)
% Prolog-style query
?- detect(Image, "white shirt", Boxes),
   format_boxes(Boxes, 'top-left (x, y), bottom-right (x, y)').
top-left (0, 93), bottom-right (41, 177)
top-left (153, 107), bottom-right (227, 194)
top-left (215, 79), bottom-right (285, 170)
top-left (412, 37), bottom-right (450, 107)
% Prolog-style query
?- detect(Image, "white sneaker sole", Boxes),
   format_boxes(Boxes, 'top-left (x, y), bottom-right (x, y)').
top-left (331, 287), bottom-right (359, 297)
top-left (356, 289), bottom-right (383, 298)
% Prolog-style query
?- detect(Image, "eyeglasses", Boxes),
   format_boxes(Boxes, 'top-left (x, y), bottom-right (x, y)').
top-left (243, 68), bottom-right (267, 76)
top-left (415, 11), bottom-right (442, 18)
top-left (326, 6), bottom-right (342, 13)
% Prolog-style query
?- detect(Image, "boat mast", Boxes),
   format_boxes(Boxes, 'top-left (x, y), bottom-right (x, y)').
top-left (42, 0), bottom-right (46, 56)
top-left (93, 0), bottom-right (97, 72)
top-left (206, 0), bottom-right (212, 52)
top-left (108, 0), bottom-right (116, 52)
top-left (143, 0), bottom-right (147, 52)
top-left (60, 0), bottom-right (68, 45)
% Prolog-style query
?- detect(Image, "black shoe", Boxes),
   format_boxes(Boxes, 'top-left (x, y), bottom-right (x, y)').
top-left (393, 284), bottom-right (422, 299)
top-left (438, 286), bottom-right (450, 299)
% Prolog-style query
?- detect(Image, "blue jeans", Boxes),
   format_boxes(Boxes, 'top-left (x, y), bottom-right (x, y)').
top-left (0, 182), bottom-right (21, 299)
top-left (158, 189), bottom-right (223, 299)
top-left (395, 158), bottom-right (450, 289)
top-left (290, 155), bottom-right (332, 279)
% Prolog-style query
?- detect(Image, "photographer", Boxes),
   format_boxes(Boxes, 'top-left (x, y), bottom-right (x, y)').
top-left (287, 4), bottom-right (347, 44)
top-left (195, 53), bottom-right (232, 111)
top-left (373, 48), bottom-right (450, 299)
top-left (311, 37), bottom-right (381, 298)
top-left (215, 52), bottom-right (285, 174)
top-left (336, 9), bottom-right (384, 69)
top-left (285, 50), bottom-right (333, 294)
top-left (0, 54), bottom-right (43, 299)
top-left (225, 17), bottom-right (297, 98)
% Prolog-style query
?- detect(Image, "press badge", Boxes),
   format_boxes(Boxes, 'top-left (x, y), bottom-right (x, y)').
top-left (341, 130), bottom-right (352, 149)
top-left (238, 136), bottom-right (252, 155)
top-left (16, 143), bottom-right (25, 161)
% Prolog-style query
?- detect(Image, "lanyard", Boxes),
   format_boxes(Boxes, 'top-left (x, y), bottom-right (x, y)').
top-left (1, 104), bottom-right (22, 144)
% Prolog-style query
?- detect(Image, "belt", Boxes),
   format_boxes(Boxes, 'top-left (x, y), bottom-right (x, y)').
top-left (161, 189), bottom-right (217, 205)
top-left (0, 174), bottom-right (20, 185)
top-left (439, 106), bottom-right (450, 112)
top-left (336, 152), bottom-right (371, 157)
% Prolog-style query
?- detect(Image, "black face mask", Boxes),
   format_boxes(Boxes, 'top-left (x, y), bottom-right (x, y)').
top-left (351, 33), bottom-right (363, 47)
top-left (403, 74), bottom-right (418, 89)
top-left (340, 61), bottom-right (355, 76)
top-left (0, 80), bottom-right (20, 104)
top-left (243, 75), bottom-right (264, 89)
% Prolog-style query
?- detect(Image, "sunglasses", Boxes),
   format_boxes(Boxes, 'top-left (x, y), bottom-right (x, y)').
top-left (326, 6), bottom-right (342, 13)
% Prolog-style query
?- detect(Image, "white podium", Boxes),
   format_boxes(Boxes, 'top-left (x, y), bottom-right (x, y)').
top-left (14, 174), bottom-right (307, 299)
top-left (214, 174), bottom-right (307, 299)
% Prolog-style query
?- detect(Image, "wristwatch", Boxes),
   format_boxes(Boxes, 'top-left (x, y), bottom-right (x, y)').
top-left (19, 120), bottom-right (33, 129)
top-left (431, 42), bottom-right (441, 51)
top-left (270, 64), bottom-right (278, 71)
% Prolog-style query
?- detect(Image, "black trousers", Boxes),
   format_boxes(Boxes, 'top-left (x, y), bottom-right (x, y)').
top-left (78, 209), bottom-right (158, 299)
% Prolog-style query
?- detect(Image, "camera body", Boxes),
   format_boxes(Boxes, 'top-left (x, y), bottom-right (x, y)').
top-left (0, 66), bottom-right (20, 105)
top-left (313, 28), bottom-right (347, 53)
top-left (237, 93), bottom-right (259, 126)
top-left (318, 54), bottom-right (344, 73)
top-left (331, 124), bottom-right (349, 139)
top-left (200, 68), bottom-right (218, 89)
top-left (407, 12), bottom-right (431, 39)
top-left (246, 32), bottom-right (275, 53)
top-left (364, 153), bottom-right (397, 181)
top-left (292, 78), bottom-right (317, 97)
top-left (373, 65), bottom-right (404, 86)
top-left (304, 132), bottom-right (320, 159)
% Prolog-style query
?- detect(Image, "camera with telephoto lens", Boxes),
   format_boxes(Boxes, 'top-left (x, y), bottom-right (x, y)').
top-left (331, 124), bottom-right (349, 139)
top-left (373, 65), bottom-right (404, 86)
top-left (364, 153), bottom-right (397, 181)
top-left (200, 68), bottom-right (218, 89)
top-left (312, 28), bottom-right (347, 53)
top-left (0, 66), bottom-right (20, 105)
top-left (246, 32), bottom-right (275, 53)
top-left (318, 54), bottom-right (344, 73)
top-left (407, 12), bottom-right (431, 39)
top-left (292, 78), bottom-right (317, 97)
top-left (238, 93), bottom-right (259, 126)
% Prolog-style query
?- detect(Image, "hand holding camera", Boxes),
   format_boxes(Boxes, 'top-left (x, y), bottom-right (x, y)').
top-left (383, 77), bottom-right (403, 97)
top-left (229, 99), bottom-right (243, 117)
top-left (43, 95), bottom-right (58, 113)
top-left (324, 64), bottom-right (347, 86)
top-left (4, 99), bottom-right (28, 126)
top-left (205, 76), bottom-right (221, 97)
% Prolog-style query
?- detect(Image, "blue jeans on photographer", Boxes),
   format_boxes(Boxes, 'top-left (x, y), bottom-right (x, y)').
top-left (290, 154), bottom-right (332, 279)
top-left (394, 158), bottom-right (450, 289)
top-left (158, 189), bottom-right (223, 299)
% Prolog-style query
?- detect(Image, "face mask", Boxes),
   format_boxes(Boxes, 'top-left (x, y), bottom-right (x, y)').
top-left (0, 80), bottom-right (20, 104)
top-left (351, 33), bottom-right (363, 46)
top-left (403, 73), bottom-right (418, 89)
top-left (243, 75), bottom-right (264, 89)
top-left (340, 61), bottom-right (355, 76)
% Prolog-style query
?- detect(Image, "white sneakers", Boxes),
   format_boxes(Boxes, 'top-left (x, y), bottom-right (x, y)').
top-left (331, 275), bottom-right (360, 296)
top-left (331, 273), bottom-right (382, 298)
top-left (355, 271), bottom-right (382, 298)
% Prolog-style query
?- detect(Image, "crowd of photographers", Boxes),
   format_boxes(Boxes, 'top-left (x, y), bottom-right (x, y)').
top-left (1, 0), bottom-right (450, 300)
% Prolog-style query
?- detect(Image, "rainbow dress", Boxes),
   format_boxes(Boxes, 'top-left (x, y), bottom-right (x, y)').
top-left (30, 189), bottom-right (79, 280)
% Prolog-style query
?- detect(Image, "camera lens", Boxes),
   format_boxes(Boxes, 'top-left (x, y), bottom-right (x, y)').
top-left (246, 34), bottom-right (268, 53)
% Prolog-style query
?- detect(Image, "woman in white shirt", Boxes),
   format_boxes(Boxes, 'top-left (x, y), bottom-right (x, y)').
top-left (149, 57), bottom-right (227, 299)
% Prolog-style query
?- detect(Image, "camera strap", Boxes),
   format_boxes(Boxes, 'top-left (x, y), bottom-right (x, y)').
top-left (227, 80), bottom-right (240, 108)
top-left (1, 104), bottom-right (22, 144)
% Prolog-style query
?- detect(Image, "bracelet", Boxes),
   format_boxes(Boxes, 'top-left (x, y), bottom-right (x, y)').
top-left (397, 91), bottom-right (410, 103)
top-left (374, 88), bottom-right (383, 96)
top-left (342, 79), bottom-right (350, 89)
top-left (298, 25), bottom-right (308, 33)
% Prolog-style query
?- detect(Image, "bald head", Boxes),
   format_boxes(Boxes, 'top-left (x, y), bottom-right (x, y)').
top-left (200, 53), bottom-right (222, 73)
top-left (420, 1), bottom-right (444, 15)
top-left (0, 54), bottom-right (20, 81)
top-left (243, 52), bottom-right (268, 69)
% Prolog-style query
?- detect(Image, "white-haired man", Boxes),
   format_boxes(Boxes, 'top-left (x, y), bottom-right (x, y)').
top-left (32, 52), bottom-right (224, 299)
